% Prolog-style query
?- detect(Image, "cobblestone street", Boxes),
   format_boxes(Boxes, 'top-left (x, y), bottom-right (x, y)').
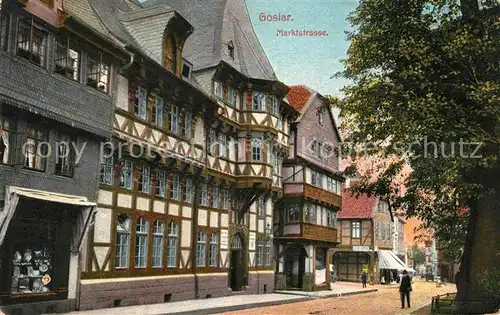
top-left (219, 280), bottom-right (455, 315)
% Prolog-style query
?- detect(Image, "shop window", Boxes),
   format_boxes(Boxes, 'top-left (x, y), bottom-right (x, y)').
top-left (99, 153), bottom-right (113, 186)
top-left (0, 115), bottom-right (10, 164)
top-left (252, 91), bottom-right (267, 111)
top-left (170, 104), bottom-right (179, 135)
top-left (134, 217), bottom-right (148, 268)
top-left (155, 169), bottom-right (167, 197)
top-left (351, 221), bottom-right (361, 238)
top-left (209, 233), bottom-right (218, 267)
top-left (54, 133), bottom-right (75, 177)
top-left (16, 16), bottom-right (47, 67)
top-left (251, 137), bottom-right (262, 162)
top-left (86, 52), bottom-right (109, 93)
top-left (115, 214), bottom-right (131, 269)
top-left (24, 123), bottom-right (47, 171)
top-left (196, 231), bottom-right (206, 267)
top-left (153, 94), bottom-right (164, 127)
top-left (133, 86), bottom-right (148, 120)
top-left (286, 204), bottom-right (300, 223)
top-left (152, 220), bottom-right (164, 268)
top-left (257, 196), bottom-right (265, 217)
top-left (212, 186), bottom-right (219, 208)
top-left (166, 222), bottom-right (178, 268)
top-left (183, 177), bottom-right (193, 203)
top-left (139, 165), bottom-right (151, 194)
top-left (55, 36), bottom-right (81, 81)
top-left (169, 174), bottom-right (180, 200)
top-left (119, 160), bottom-right (133, 190)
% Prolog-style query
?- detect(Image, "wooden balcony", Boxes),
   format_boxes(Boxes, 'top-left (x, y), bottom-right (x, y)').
top-left (278, 223), bottom-right (337, 244)
top-left (283, 183), bottom-right (342, 209)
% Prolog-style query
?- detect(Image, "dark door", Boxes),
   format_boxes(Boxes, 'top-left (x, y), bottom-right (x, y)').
top-left (230, 249), bottom-right (244, 291)
top-left (298, 250), bottom-right (306, 288)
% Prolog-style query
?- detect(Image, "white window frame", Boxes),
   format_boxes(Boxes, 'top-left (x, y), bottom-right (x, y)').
top-left (183, 109), bottom-right (192, 139)
top-left (120, 160), bottom-right (133, 190)
top-left (200, 183), bottom-right (208, 206)
top-left (156, 169), bottom-right (167, 197)
top-left (167, 222), bottom-right (178, 268)
top-left (221, 189), bottom-right (229, 210)
top-left (115, 215), bottom-right (131, 269)
top-left (214, 81), bottom-right (223, 99)
top-left (135, 217), bottom-right (149, 268)
top-left (170, 104), bottom-right (179, 135)
top-left (184, 177), bottom-right (193, 203)
top-left (196, 231), bottom-right (206, 267)
top-left (351, 221), bottom-right (361, 238)
top-left (140, 165), bottom-right (151, 194)
top-left (152, 220), bottom-right (164, 268)
top-left (252, 91), bottom-right (267, 111)
top-left (212, 186), bottom-right (219, 208)
top-left (251, 137), bottom-right (262, 162)
top-left (135, 86), bottom-right (147, 120)
top-left (209, 233), bottom-right (218, 267)
top-left (154, 95), bottom-right (164, 127)
top-left (171, 174), bottom-right (180, 200)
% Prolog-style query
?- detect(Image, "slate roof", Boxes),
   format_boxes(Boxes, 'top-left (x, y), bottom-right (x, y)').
top-left (337, 190), bottom-right (377, 219)
top-left (143, 0), bottom-right (278, 81)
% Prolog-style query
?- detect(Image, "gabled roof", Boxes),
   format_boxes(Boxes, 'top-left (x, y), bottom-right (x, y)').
top-left (144, 0), bottom-right (277, 81)
top-left (337, 190), bottom-right (377, 219)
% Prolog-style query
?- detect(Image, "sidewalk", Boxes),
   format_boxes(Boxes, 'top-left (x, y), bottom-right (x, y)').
top-left (275, 281), bottom-right (378, 298)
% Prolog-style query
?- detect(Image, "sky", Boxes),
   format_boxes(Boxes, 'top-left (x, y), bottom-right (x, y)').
top-left (245, 0), bottom-right (358, 97)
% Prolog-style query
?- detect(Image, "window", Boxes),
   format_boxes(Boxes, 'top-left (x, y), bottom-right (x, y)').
top-left (327, 210), bottom-right (336, 227)
top-left (120, 160), bottom-right (133, 190)
top-left (170, 174), bottom-right (180, 200)
top-left (311, 171), bottom-right (323, 188)
top-left (200, 183), bottom-right (208, 206)
top-left (257, 196), bottom-right (265, 217)
top-left (17, 17), bottom-right (47, 67)
top-left (183, 177), bottom-right (193, 203)
top-left (351, 221), bottom-right (361, 238)
top-left (278, 116), bottom-right (283, 131)
top-left (135, 217), bottom-right (148, 268)
top-left (86, 52), bottom-right (109, 92)
top-left (252, 91), bottom-right (267, 111)
top-left (156, 169), bottom-right (167, 197)
top-left (327, 177), bottom-right (339, 194)
top-left (209, 233), bottom-right (218, 267)
top-left (286, 204), bottom-right (300, 223)
top-left (212, 186), bottom-right (219, 208)
top-left (378, 200), bottom-right (389, 213)
top-left (99, 153), bottom-right (113, 185)
top-left (139, 165), bottom-right (151, 193)
top-left (0, 115), bottom-right (10, 165)
top-left (318, 112), bottom-right (324, 125)
top-left (208, 129), bottom-right (216, 156)
top-left (183, 109), bottom-right (192, 139)
top-left (272, 151), bottom-right (279, 175)
top-left (251, 137), bottom-right (262, 162)
top-left (272, 96), bottom-right (279, 115)
top-left (196, 231), bottom-right (206, 267)
top-left (54, 133), bottom-right (75, 177)
top-left (256, 237), bottom-right (264, 266)
top-left (304, 203), bottom-right (317, 223)
top-left (221, 189), bottom-right (229, 210)
top-left (166, 222), bottom-right (178, 267)
top-left (219, 134), bottom-right (228, 158)
top-left (115, 215), bottom-right (131, 269)
top-left (170, 104), bottom-right (179, 135)
top-left (152, 220), bottom-right (164, 268)
top-left (214, 81), bottom-right (223, 99)
top-left (55, 36), bottom-right (80, 81)
top-left (24, 123), bottom-right (47, 171)
top-left (133, 86), bottom-right (148, 120)
top-left (182, 62), bottom-right (191, 79)
top-left (153, 95), bottom-right (164, 127)
top-left (265, 239), bottom-right (272, 266)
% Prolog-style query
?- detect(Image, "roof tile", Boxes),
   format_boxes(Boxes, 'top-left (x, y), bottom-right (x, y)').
top-left (337, 190), bottom-right (376, 219)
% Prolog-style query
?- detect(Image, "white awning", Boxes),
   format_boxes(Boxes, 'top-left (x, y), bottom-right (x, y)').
top-left (0, 186), bottom-right (96, 254)
top-left (378, 250), bottom-right (414, 271)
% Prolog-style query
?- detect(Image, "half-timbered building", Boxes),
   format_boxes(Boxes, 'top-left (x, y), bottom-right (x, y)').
top-left (57, 0), bottom-right (299, 310)
top-left (274, 85), bottom-right (344, 291)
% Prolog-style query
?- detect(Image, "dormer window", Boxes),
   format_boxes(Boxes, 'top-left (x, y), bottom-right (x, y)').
top-left (228, 41), bottom-right (234, 59)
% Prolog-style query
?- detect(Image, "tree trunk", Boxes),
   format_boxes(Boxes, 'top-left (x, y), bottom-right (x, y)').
top-left (456, 167), bottom-right (500, 312)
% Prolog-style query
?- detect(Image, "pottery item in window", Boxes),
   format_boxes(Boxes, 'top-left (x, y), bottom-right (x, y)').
top-left (39, 263), bottom-right (48, 272)
top-left (13, 251), bottom-right (22, 262)
top-left (41, 274), bottom-right (51, 286)
top-left (23, 249), bottom-right (33, 262)
top-left (32, 278), bottom-right (43, 292)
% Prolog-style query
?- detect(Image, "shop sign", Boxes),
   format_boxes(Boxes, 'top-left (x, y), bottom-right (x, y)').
top-left (353, 245), bottom-right (371, 252)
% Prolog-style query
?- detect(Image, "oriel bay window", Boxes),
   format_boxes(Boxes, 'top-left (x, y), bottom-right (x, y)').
top-left (54, 133), bottom-right (75, 177)
top-left (286, 204), bottom-right (300, 223)
top-left (0, 115), bottom-right (10, 165)
top-left (209, 233), bottom-right (218, 267)
top-left (17, 16), bottom-right (47, 67)
top-left (55, 36), bottom-right (80, 81)
top-left (135, 217), bottom-right (148, 268)
top-left (252, 91), bottom-right (267, 111)
top-left (327, 210), bottom-right (336, 227)
top-left (251, 137), bottom-right (262, 162)
top-left (257, 196), bottom-right (265, 217)
top-left (120, 160), bottom-right (134, 190)
top-left (166, 222), bottom-right (178, 268)
top-left (24, 123), bottom-right (48, 171)
top-left (196, 231), bottom-right (206, 267)
top-left (133, 86), bottom-right (148, 120)
top-left (86, 52), bottom-right (110, 93)
top-left (214, 81), bottom-right (223, 99)
top-left (304, 203), bottom-right (317, 223)
top-left (115, 214), bottom-right (131, 269)
top-left (155, 169), bottom-right (167, 197)
top-left (152, 220), bottom-right (164, 268)
top-left (272, 96), bottom-right (279, 115)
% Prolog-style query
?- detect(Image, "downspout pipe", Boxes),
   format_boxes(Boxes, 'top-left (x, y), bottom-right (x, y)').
top-left (119, 51), bottom-right (135, 74)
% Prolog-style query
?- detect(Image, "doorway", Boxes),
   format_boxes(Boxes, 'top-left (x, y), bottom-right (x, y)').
top-left (284, 246), bottom-right (306, 289)
top-left (229, 234), bottom-right (245, 291)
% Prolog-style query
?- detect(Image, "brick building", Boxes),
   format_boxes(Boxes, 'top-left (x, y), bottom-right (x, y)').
top-left (0, 0), bottom-right (116, 313)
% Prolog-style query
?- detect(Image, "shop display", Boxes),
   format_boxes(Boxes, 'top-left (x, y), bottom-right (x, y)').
top-left (11, 247), bottom-right (52, 294)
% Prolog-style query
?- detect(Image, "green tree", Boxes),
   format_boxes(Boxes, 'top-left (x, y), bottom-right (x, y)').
top-left (412, 245), bottom-right (426, 267)
top-left (332, 0), bottom-right (500, 309)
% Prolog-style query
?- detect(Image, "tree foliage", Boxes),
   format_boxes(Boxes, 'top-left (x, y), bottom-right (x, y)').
top-left (331, 0), bottom-right (500, 304)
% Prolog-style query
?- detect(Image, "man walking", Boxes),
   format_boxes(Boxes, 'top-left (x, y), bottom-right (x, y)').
top-left (399, 270), bottom-right (412, 308)
top-left (361, 271), bottom-right (368, 288)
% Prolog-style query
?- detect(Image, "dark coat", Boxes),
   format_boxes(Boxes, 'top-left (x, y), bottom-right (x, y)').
top-left (361, 273), bottom-right (367, 282)
top-left (399, 275), bottom-right (412, 292)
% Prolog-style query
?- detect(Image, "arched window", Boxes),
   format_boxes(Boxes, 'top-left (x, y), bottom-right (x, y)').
top-left (135, 217), bottom-right (149, 268)
top-left (164, 33), bottom-right (177, 73)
